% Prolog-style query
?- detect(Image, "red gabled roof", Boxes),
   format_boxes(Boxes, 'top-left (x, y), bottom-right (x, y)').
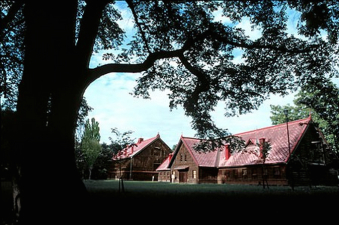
top-left (181, 137), bottom-right (220, 167)
top-left (161, 116), bottom-right (312, 169)
top-left (112, 133), bottom-right (161, 160)
top-left (219, 116), bottom-right (311, 167)
top-left (156, 153), bottom-right (173, 171)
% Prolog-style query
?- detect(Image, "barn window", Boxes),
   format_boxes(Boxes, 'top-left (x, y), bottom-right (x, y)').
top-left (251, 168), bottom-right (257, 177)
top-left (154, 147), bottom-right (160, 156)
top-left (242, 169), bottom-right (247, 178)
top-left (232, 170), bottom-right (238, 179)
top-left (273, 167), bottom-right (281, 178)
top-left (192, 170), bottom-right (197, 179)
top-left (263, 168), bottom-right (268, 176)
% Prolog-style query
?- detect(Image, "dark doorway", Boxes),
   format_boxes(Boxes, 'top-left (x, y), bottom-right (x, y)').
top-left (179, 171), bottom-right (188, 183)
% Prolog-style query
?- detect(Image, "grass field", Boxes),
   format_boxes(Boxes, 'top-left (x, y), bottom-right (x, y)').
top-left (84, 180), bottom-right (339, 221)
top-left (2, 180), bottom-right (338, 224)
top-left (84, 179), bottom-right (339, 198)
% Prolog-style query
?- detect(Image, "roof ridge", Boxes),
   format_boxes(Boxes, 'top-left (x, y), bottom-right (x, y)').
top-left (234, 117), bottom-right (311, 136)
top-left (113, 133), bottom-right (161, 160)
top-left (139, 135), bottom-right (158, 143)
top-left (180, 136), bottom-right (200, 166)
top-left (181, 136), bottom-right (201, 141)
top-left (132, 134), bottom-right (160, 150)
top-left (180, 117), bottom-right (311, 141)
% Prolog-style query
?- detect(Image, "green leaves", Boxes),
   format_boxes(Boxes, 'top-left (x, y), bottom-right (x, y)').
top-left (81, 118), bottom-right (101, 170)
top-left (3, 0), bottom-right (338, 153)
top-left (270, 78), bottom-right (339, 152)
top-left (83, 117), bottom-right (101, 142)
top-left (109, 127), bottom-right (135, 152)
top-left (126, 1), bottom-right (338, 147)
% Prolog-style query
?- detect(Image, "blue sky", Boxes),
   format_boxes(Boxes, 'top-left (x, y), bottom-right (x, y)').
top-left (84, 74), bottom-right (295, 148)
top-left (84, 3), bottom-right (338, 148)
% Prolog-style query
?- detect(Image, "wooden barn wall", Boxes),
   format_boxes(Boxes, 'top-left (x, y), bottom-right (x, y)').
top-left (170, 143), bottom-right (199, 184)
top-left (158, 170), bottom-right (171, 182)
top-left (199, 167), bottom-right (218, 184)
top-left (217, 165), bottom-right (288, 185)
top-left (108, 139), bottom-right (172, 181)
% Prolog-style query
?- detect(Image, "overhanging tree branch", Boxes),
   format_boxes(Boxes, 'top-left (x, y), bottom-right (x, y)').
top-left (208, 26), bottom-right (320, 53)
top-left (126, 0), bottom-right (151, 53)
top-left (178, 53), bottom-right (210, 110)
top-left (87, 20), bottom-right (321, 87)
top-left (76, 0), bottom-right (110, 68)
top-left (87, 49), bottom-right (183, 81)
top-left (0, 0), bottom-right (24, 39)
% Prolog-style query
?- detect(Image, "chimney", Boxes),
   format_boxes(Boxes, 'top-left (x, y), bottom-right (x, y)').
top-left (168, 153), bottom-right (173, 161)
top-left (137, 138), bottom-right (143, 144)
top-left (259, 138), bottom-right (265, 159)
top-left (225, 144), bottom-right (231, 160)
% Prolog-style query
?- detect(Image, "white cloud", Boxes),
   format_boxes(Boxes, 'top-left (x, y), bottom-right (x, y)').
top-left (84, 73), bottom-right (196, 148)
top-left (213, 8), bottom-right (232, 24)
top-left (115, 1), bottom-right (136, 36)
top-left (236, 17), bottom-right (262, 40)
top-left (84, 70), bottom-right (296, 147)
top-left (286, 8), bottom-right (301, 36)
top-left (211, 93), bottom-right (295, 136)
top-left (83, 5), bottom-right (326, 148)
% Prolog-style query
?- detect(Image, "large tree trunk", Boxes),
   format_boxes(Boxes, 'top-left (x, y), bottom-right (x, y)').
top-left (12, 2), bottom-right (91, 224)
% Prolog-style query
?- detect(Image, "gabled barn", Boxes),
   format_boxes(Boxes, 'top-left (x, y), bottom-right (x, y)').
top-left (157, 136), bottom-right (220, 184)
top-left (108, 133), bottom-right (172, 181)
top-left (157, 116), bottom-right (338, 186)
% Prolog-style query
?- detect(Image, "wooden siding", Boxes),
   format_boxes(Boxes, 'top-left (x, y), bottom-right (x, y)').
top-left (109, 137), bottom-right (172, 181)
top-left (170, 143), bottom-right (199, 183)
top-left (218, 165), bottom-right (287, 185)
top-left (217, 126), bottom-right (334, 186)
top-left (157, 117), bottom-right (338, 186)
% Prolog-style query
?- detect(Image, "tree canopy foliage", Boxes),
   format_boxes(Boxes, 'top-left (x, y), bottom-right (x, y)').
top-left (1, 0), bottom-right (339, 223)
top-left (1, 1), bottom-right (338, 144)
top-left (81, 118), bottom-right (101, 179)
top-left (109, 127), bottom-right (136, 152)
top-left (270, 78), bottom-right (339, 153)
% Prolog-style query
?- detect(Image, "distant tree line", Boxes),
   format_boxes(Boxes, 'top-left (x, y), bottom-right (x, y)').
top-left (75, 124), bottom-right (136, 180)
top-left (270, 80), bottom-right (339, 153)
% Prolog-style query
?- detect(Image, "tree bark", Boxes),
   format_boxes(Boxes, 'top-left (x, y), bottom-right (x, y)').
top-left (89, 166), bottom-right (93, 180)
top-left (10, 1), bottom-right (174, 223)
top-left (13, 2), bottom-right (90, 224)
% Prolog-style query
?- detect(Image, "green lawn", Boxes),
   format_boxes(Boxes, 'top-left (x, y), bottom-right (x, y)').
top-left (84, 179), bottom-right (338, 197)
top-left (84, 180), bottom-right (339, 222)
top-left (86, 180), bottom-right (337, 201)
top-left (2, 180), bottom-right (338, 224)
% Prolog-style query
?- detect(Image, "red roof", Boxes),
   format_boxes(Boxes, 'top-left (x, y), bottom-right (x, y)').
top-left (112, 133), bottom-right (161, 160)
top-left (157, 116), bottom-right (312, 170)
top-left (156, 153), bottom-right (173, 171)
top-left (181, 137), bottom-right (220, 167)
top-left (219, 116), bottom-right (311, 167)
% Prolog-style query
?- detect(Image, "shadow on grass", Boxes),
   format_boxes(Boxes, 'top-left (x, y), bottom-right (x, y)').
top-left (85, 180), bottom-right (339, 221)
top-left (2, 180), bottom-right (338, 224)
